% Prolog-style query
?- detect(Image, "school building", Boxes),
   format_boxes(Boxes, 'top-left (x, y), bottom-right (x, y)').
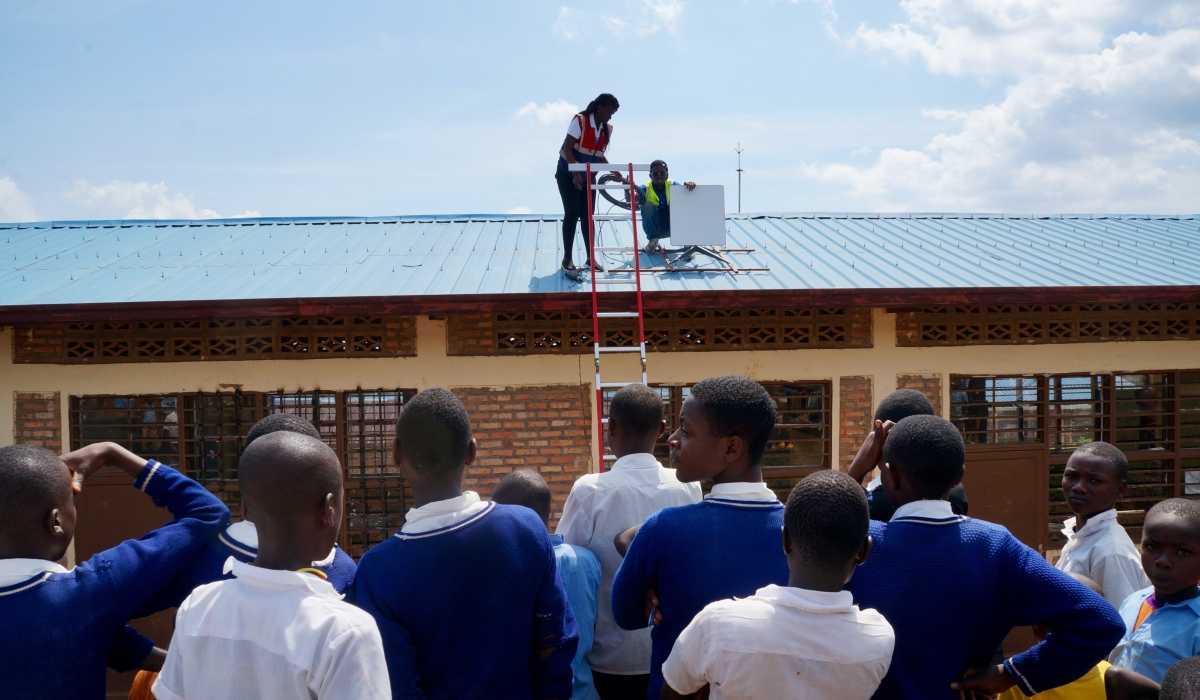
top-left (3, 211), bottom-right (1199, 574)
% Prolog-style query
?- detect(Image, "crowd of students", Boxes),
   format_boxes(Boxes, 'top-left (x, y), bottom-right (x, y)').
top-left (2, 377), bottom-right (1200, 699)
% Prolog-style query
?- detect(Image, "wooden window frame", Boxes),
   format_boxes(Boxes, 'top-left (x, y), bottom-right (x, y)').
top-left (69, 388), bottom-right (416, 560)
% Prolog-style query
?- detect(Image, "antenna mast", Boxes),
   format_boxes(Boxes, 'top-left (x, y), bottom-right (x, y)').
top-left (735, 144), bottom-right (744, 213)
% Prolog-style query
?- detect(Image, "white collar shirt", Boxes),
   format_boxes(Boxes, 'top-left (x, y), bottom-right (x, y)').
top-left (1056, 509), bottom-right (1150, 607)
top-left (152, 559), bottom-right (390, 700)
top-left (891, 498), bottom-right (961, 523)
top-left (0, 558), bottom-right (68, 587)
top-left (400, 491), bottom-right (490, 534)
top-left (555, 453), bottom-right (702, 674)
top-left (661, 584), bottom-right (895, 700)
top-left (705, 481), bottom-right (780, 503)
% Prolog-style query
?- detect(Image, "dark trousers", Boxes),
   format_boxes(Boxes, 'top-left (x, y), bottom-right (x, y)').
top-left (593, 671), bottom-right (650, 700)
top-left (556, 169), bottom-right (596, 263)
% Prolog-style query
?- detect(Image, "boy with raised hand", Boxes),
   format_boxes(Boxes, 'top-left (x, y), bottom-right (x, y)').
top-left (1108, 498), bottom-right (1200, 684)
top-left (152, 432), bottom-right (389, 700)
top-left (495, 469), bottom-right (603, 700)
top-left (661, 470), bottom-right (895, 700)
top-left (1056, 442), bottom-right (1150, 608)
top-left (845, 415), bottom-right (1126, 700)
top-left (354, 388), bottom-right (578, 700)
top-left (0, 441), bottom-right (229, 699)
top-left (556, 383), bottom-right (701, 700)
top-left (109, 412), bottom-right (358, 675)
top-left (611, 375), bottom-right (789, 700)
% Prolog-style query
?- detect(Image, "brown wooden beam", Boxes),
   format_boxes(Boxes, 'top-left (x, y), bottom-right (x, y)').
top-left (3, 285), bottom-right (1200, 324)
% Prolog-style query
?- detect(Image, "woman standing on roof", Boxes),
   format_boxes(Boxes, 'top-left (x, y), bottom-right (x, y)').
top-left (557, 93), bottom-right (622, 275)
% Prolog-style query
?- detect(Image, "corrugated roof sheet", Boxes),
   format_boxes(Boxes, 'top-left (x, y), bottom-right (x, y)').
top-left (1, 213), bottom-right (1198, 312)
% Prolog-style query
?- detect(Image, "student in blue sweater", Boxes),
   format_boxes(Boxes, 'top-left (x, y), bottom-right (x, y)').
top-left (108, 412), bottom-right (358, 673)
top-left (0, 441), bottom-right (229, 699)
top-left (611, 375), bottom-right (789, 700)
top-left (354, 388), bottom-right (579, 700)
top-left (493, 469), bottom-right (603, 700)
top-left (1108, 498), bottom-right (1200, 684)
top-left (845, 415), bottom-right (1126, 699)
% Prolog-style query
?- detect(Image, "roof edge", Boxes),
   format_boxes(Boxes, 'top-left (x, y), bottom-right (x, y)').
top-left (4, 286), bottom-right (1200, 324)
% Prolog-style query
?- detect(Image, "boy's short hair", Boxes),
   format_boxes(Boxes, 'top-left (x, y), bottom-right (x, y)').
top-left (240, 432), bottom-right (342, 518)
top-left (1161, 656), bottom-right (1200, 700)
top-left (491, 469), bottom-right (552, 524)
top-left (244, 413), bottom-right (322, 449)
top-left (883, 415), bottom-right (966, 499)
top-left (1071, 441), bottom-right (1129, 479)
top-left (396, 388), bottom-right (473, 475)
top-left (874, 389), bottom-right (935, 424)
top-left (1147, 498), bottom-right (1200, 532)
top-left (785, 470), bottom-right (870, 569)
top-left (0, 445), bottom-right (68, 526)
top-left (688, 376), bottom-right (777, 465)
top-left (1065, 572), bottom-right (1103, 596)
top-left (609, 384), bottom-right (664, 436)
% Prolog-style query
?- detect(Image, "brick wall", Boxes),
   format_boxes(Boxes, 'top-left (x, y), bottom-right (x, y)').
top-left (453, 384), bottom-right (592, 528)
top-left (838, 376), bottom-right (873, 472)
top-left (896, 373), bottom-right (944, 417)
top-left (14, 391), bottom-right (62, 453)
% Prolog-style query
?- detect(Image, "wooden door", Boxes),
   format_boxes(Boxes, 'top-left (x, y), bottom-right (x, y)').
top-left (961, 447), bottom-right (1048, 657)
top-left (75, 467), bottom-right (175, 698)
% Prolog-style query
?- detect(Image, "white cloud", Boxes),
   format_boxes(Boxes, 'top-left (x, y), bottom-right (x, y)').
top-left (804, 0), bottom-right (1200, 212)
top-left (602, 0), bottom-right (684, 38)
top-left (552, 6), bottom-right (577, 39)
top-left (66, 180), bottom-right (258, 219)
top-left (506, 206), bottom-right (533, 214)
top-left (0, 178), bottom-right (37, 222)
top-left (515, 101), bottom-right (580, 126)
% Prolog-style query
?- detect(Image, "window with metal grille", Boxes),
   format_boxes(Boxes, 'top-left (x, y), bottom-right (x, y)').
top-left (951, 372), bottom-right (1200, 544)
top-left (70, 388), bottom-right (415, 560)
top-left (601, 382), bottom-right (831, 500)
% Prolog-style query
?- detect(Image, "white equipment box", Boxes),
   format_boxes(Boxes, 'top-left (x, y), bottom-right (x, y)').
top-left (667, 184), bottom-right (726, 246)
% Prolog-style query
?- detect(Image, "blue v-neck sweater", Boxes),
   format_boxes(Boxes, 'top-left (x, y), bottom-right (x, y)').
top-left (0, 462), bottom-right (229, 699)
top-left (354, 502), bottom-right (578, 700)
top-left (611, 498), bottom-right (788, 700)
top-left (845, 513), bottom-right (1126, 699)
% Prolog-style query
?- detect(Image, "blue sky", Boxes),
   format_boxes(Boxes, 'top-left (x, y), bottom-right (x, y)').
top-left (1, 0), bottom-right (1197, 221)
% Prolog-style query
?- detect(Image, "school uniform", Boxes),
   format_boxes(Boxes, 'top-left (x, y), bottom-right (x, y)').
top-left (0, 461), bottom-right (230, 699)
top-left (610, 481), bottom-right (789, 700)
top-left (661, 584), bottom-right (895, 699)
top-left (152, 559), bottom-right (389, 700)
top-left (551, 533), bottom-right (603, 700)
top-left (845, 500), bottom-right (1126, 700)
top-left (1056, 509), bottom-right (1149, 608)
top-left (108, 519), bottom-right (358, 671)
top-left (355, 491), bottom-right (579, 700)
top-left (1109, 587), bottom-right (1200, 684)
top-left (555, 452), bottom-right (702, 680)
top-left (997, 661), bottom-right (1110, 700)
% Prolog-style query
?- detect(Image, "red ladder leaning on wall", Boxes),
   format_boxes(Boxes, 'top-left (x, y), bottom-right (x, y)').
top-left (567, 161), bottom-right (651, 472)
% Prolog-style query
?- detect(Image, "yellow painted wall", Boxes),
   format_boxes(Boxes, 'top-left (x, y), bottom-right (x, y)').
top-left (8, 308), bottom-right (1200, 473)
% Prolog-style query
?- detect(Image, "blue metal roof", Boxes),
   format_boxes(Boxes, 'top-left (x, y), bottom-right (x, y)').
top-left (1, 213), bottom-right (1198, 317)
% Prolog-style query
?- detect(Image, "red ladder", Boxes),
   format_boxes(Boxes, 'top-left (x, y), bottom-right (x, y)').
top-left (572, 161), bottom-right (651, 472)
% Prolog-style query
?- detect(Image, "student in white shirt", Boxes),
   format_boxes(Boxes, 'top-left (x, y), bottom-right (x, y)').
top-left (1055, 442), bottom-right (1149, 607)
top-left (556, 383), bottom-right (702, 700)
top-left (661, 469), bottom-right (894, 700)
top-left (153, 432), bottom-right (389, 700)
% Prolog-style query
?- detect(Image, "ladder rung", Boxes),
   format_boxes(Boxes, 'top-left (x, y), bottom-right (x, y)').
top-left (593, 214), bottom-right (634, 221)
top-left (594, 279), bottom-right (639, 285)
top-left (601, 418), bottom-right (609, 423)
top-left (592, 184), bottom-right (632, 190)
top-left (599, 382), bottom-right (635, 388)
top-left (593, 246), bottom-right (636, 252)
top-left (598, 347), bottom-right (642, 353)
top-left (603, 454), bottom-right (618, 461)
top-left (597, 312), bottom-right (639, 318)
top-left (568, 163), bottom-right (653, 172)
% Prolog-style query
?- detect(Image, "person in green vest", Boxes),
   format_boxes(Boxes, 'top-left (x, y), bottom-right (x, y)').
top-left (638, 160), bottom-right (695, 253)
